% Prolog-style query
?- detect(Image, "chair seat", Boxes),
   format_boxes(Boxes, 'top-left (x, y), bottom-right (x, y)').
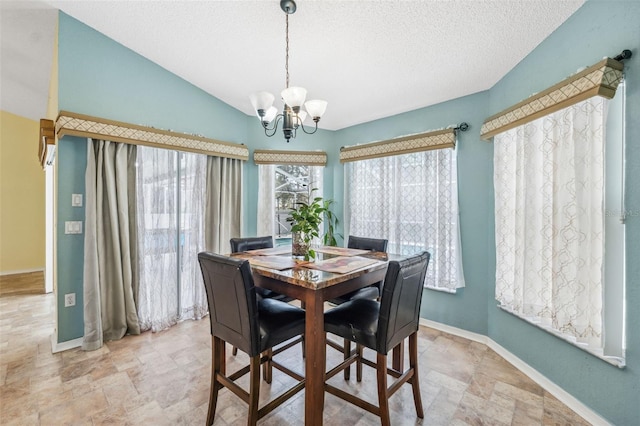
top-left (328, 286), bottom-right (380, 305)
top-left (258, 298), bottom-right (305, 352)
top-left (324, 299), bottom-right (380, 350)
top-left (257, 287), bottom-right (294, 302)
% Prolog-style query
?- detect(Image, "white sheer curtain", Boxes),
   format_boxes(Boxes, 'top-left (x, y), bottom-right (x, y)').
top-left (257, 164), bottom-right (275, 236)
top-left (178, 153), bottom-right (209, 322)
top-left (346, 149), bottom-right (464, 292)
top-left (136, 147), bottom-right (209, 332)
top-left (494, 97), bottom-right (607, 348)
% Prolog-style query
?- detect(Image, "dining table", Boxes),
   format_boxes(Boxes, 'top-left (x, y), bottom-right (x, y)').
top-left (230, 245), bottom-right (398, 425)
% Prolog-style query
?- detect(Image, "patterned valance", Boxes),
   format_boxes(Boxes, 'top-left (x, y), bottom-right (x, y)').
top-left (55, 111), bottom-right (249, 160)
top-left (481, 57), bottom-right (625, 140)
top-left (253, 150), bottom-right (327, 166)
top-left (339, 129), bottom-right (455, 163)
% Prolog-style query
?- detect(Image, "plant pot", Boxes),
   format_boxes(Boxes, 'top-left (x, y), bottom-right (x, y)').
top-left (292, 231), bottom-right (311, 259)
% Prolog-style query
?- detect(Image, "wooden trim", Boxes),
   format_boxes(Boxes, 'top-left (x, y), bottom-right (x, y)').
top-left (55, 111), bottom-right (249, 160)
top-left (339, 129), bottom-right (455, 163)
top-left (38, 119), bottom-right (55, 168)
top-left (481, 58), bottom-right (624, 140)
top-left (253, 149), bottom-right (327, 165)
top-left (0, 271), bottom-right (44, 296)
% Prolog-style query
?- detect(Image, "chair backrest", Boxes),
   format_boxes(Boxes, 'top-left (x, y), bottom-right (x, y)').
top-left (376, 251), bottom-right (430, 353)
top-left (198, 252), bottom-right (261, 357)
top-left (347, 236), bottom-right (388, 252)
top-left (230, 236), bottom-right (274, 253)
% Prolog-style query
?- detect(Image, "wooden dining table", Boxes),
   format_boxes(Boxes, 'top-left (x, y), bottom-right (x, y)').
top-left (230, 245), bottom-right (393, 425)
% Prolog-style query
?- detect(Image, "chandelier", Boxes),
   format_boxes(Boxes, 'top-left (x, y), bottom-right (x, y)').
top-left (249, 0), bottom-right (327, 143)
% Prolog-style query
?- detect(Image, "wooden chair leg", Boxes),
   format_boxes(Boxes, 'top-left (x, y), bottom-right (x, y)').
top-left (207, 336), bottom-right (225, 426)
top-left (263, 348), bottom-right (273, 384)
top-left (356, 344), bottom-right (363, 382)
top-left (248, 355), bottom-right (261, 426)
top-left (408, 332), bottom-right (424, 418)
top-left (392, 340), bottom-right (404, 372)
top-left (301, 335), bottom-right (306, 358)
top-left (376, 352), bottom-right (391, 426)
top-left (343, 338), bottom-right (351, 380)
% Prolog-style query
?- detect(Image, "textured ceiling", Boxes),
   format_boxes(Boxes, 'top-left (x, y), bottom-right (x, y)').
top-left (1, 2), bottom-right (57, 120)
top-left (2, 0), bottom-right (585, 129)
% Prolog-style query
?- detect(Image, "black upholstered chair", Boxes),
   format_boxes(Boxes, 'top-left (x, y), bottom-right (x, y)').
top-left (324, 251), bottom-right (430, 425)
top-left (328, 235), bottom-right (389, 305)
top-left (230, 236), bottom-right (292, 303)
top-left (327, 235), bottom-right (388, 379)
top-left (230, 236), bottom-right (302, 358)
top-left (230, 236), bottom-right (274, 253)
top-left (198, 252), bottom-right (306, 426)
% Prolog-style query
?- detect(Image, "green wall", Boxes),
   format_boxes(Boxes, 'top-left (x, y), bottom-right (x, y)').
top-left (55, 1), bottom-right (639, 422)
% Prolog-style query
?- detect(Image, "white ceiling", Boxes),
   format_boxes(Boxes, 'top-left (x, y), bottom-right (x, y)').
top-left (1, 1), bottom-right (57, 120)
top-left (2, 0), bottom-right (585, 130)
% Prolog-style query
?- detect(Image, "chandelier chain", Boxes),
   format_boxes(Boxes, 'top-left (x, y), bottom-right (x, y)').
top-left (285, 13), bottom-right (290, 88)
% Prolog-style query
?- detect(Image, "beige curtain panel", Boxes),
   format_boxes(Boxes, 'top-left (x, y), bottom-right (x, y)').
top-left (481, 57), bottom-right (625, 140)
top-left (83, 139), bottom-right (141, 351)
top-left (339, 129), bottom-right (456, 163)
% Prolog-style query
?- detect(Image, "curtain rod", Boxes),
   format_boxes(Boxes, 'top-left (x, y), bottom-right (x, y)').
top-left (613, 49), bottom-right (632, 61)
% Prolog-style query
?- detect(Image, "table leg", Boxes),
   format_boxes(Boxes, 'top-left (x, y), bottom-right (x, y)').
top-left (304, 291), bottom-right (325, 425)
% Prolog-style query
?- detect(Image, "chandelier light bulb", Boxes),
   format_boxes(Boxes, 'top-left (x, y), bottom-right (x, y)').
top-left (304, 100), bottom-right (328, 120)
top-left (249, 91), bottom-right (275, 115)
top-left (262, 106), bottom-right (278, 123)
top-left (281, 87), bottom-right (307, 110)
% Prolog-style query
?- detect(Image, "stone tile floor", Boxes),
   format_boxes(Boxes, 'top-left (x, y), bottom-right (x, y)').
top-left (0, 293), bottom-right (590, 425)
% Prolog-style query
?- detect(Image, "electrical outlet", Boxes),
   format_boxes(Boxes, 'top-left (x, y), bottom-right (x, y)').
top-left (64, 293), bottom-right (76, 307)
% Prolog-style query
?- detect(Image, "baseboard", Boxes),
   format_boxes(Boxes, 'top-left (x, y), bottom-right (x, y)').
top-left (50, 332), bottom-right (83, 353)
top-left (419, 318), bottom-right (610, 426)
top-left (0, 268), bottom-right (44, 276)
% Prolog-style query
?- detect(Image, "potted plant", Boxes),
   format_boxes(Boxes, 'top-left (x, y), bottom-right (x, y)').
top-left (287, 195), bottom-right (326, 260)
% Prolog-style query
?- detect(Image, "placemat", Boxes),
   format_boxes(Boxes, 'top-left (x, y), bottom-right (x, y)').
top-left (246, 255), bottom-right (298, 270)
top-left (245, 246), bottom-right (292, 256)
top-left (315, 246), bottom-right (370, 256)
top-left (303, 256), bottom-right (380, 274)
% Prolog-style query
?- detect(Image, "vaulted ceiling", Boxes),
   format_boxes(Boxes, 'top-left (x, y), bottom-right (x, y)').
top-left (1, 0), bottom-right (585, 129)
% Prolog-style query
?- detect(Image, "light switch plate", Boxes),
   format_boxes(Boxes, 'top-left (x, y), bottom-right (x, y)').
top-left (72, 194), bottom-right (83, 207)
top-left (64, 221), bottom-right (83, 234)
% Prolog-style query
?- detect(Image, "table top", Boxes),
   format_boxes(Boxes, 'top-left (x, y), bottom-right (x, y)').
top-left (229, 245), bottom-right (391, 290)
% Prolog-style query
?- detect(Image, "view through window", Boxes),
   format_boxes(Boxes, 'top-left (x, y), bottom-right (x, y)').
top-left (274, 164), bottom-right (313, 237)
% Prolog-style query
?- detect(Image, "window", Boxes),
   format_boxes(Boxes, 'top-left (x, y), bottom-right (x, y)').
top-left (257, 164), bottom-right (323, 241)
top-left (493, 90), bottom-right (625, 365)
top-left (346, 148), bottom-right (465, 293)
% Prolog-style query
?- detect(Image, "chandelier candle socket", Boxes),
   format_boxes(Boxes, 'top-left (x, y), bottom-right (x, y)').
top-left (249, 0), bottom-right (327, 143)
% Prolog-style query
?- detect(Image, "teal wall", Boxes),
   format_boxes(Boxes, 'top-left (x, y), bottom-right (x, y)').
top-left (484, 1), bottom-right (640, 424)
top-left (55, 1), bottom-right (639, 422)
top-left (55, 136), bottom-right (87, 342)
